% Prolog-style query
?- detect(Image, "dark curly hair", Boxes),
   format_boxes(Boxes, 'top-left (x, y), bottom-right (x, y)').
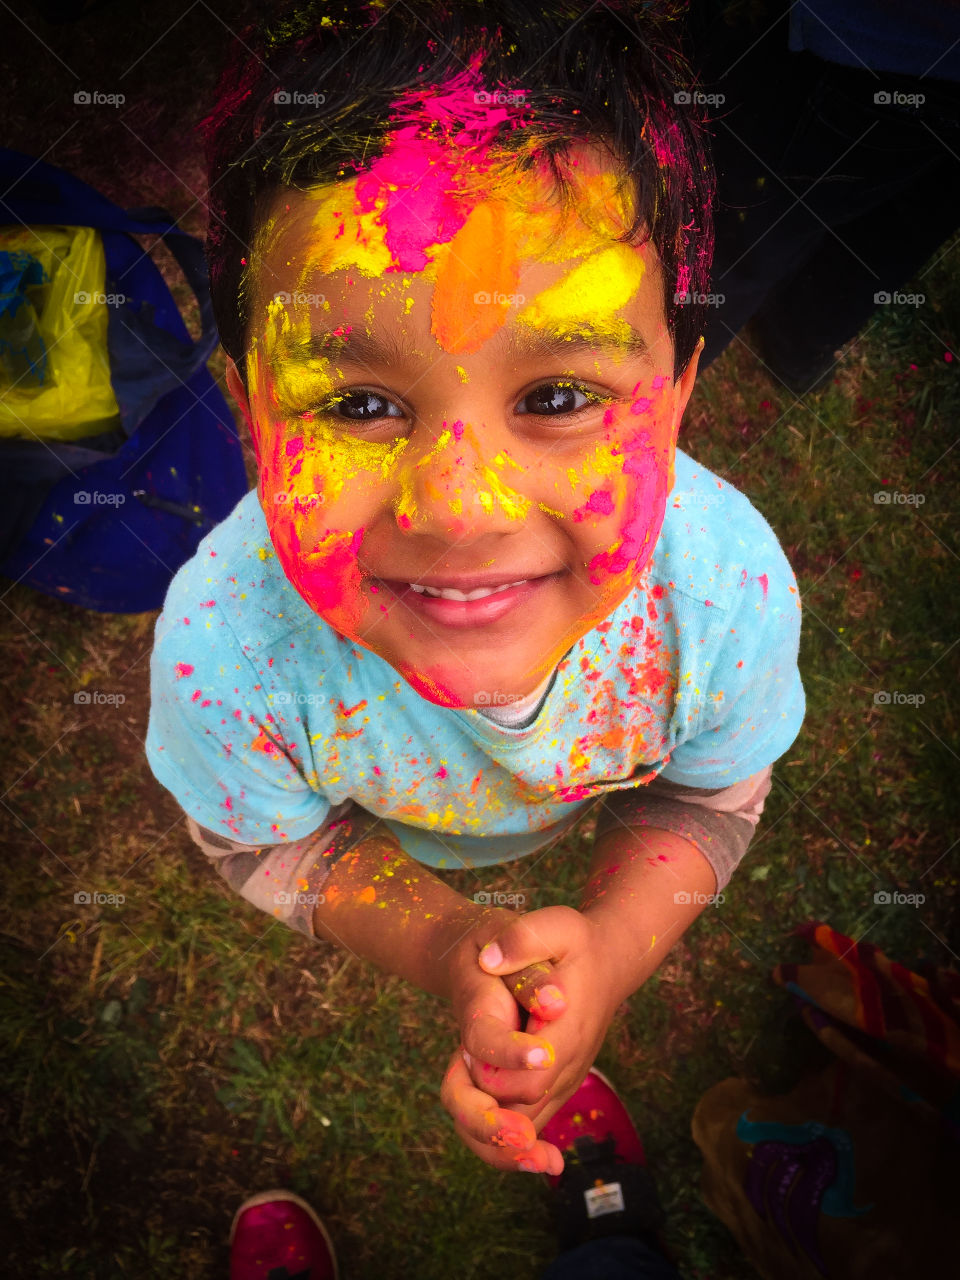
top-left (199, 0), bottom-right (715, 385)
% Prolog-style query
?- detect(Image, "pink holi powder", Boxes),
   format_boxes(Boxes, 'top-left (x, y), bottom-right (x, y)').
top-left (572, 488), bottom-right (615, 522)
top-left (354, 58), bottom-right (528, 272)
top-left (400, 664), bottom-right (461, 708)
top-left (556, 784), bottom-right (593, 803)
top-left (174, 662), bottom-right (194, 679)
top-left (589, 431), bottom-right (662, 581)
top-left (300, 529), bottom-right (365, 612)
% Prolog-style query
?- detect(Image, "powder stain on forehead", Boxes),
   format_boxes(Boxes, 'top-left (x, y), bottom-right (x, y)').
top-left (516, 244), bottom-right (646, 344)
top-left (430, 199), bottom-right (520, 354)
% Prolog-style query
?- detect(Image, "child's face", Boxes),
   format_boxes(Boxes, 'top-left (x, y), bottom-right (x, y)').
top-left (227, 144), bottom-right (699, 709)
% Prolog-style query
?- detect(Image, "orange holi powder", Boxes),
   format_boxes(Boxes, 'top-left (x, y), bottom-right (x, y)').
top-left (430, 200), bottom-right (520, 353)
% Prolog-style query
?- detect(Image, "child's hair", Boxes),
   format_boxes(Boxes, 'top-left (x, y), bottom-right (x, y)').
top-left (200, 0), bottom-right (715, 385)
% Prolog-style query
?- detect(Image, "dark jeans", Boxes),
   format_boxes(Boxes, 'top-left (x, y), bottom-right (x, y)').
top-left (540, 1235), bottom-right (682, 1280)
top-left (699, 24), bottom-right (960, 375)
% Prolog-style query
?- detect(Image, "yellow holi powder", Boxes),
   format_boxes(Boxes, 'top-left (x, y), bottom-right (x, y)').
top-left (249, 316), bottom-right (409, 509)
top-left (537, 500), bottom-right (566, 519)
top-left (303, 183), bottom-right (394, 281)
top-left (455, 365), bottom-right (469, 383)
top-left (516, 244), bottom-right (645, 344)
top-left (477, 467), bottom-right (530, 520)
top-left (393, 423), bottom-right (531, 526)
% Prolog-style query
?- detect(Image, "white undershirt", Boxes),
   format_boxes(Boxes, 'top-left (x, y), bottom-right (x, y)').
top-left (476, 669), bottom-right (557, 728)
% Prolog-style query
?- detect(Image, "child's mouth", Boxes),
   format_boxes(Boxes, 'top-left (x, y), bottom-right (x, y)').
top-left (374, 573), bottom-right (559, 628)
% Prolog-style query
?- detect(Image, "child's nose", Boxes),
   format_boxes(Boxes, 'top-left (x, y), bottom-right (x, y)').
top-left (395, 423), bottom-right (530, 540)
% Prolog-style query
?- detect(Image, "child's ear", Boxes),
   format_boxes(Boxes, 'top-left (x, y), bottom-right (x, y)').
top-left (666, 337), bottom-right (703, 492)
top-left (674, 336), bottom-right (703, 426)
top-left (224, 355), bottom-right (253, 430)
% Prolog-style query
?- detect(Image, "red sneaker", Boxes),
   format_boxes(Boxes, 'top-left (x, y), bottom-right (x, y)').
top-left (540, 1068), bottom-right (665, 1252)
top-left (229, 1190), bottom-right (339, 1280)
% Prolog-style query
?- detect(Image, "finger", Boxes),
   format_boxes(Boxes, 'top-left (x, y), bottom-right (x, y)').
top-left (461, 1050), bottom-right (557, 1107)
top-left (454, 1118), bottom-right (565, 1175)
top-left (441, 1052), bottom-right (565, 1175)
top-left (477, 906), bottom-right (587, 975)
top-left (441, 1052), bottom-right (536, 1150)
top-left (501, 963), bottom-right (568, 1020)
top-left (462, 1010), bottom-right (556, 1073)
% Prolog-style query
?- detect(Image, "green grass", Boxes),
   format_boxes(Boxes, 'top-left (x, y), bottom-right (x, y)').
top-left (2, 9), bottom-right (958, 1266)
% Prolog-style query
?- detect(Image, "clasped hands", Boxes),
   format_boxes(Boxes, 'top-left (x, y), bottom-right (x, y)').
top-left (441, 905), bottom-right (626, 1174)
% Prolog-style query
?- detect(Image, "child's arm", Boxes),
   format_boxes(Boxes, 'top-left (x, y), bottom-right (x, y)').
top-left (307, 810), bottom-right (511, 1001)
top-left (186, 800), bottom-right (546, 1004)
top-left (578, 765), bottom-right (773, 999)
top-left (577, 818), bottom-right (722, 1004)
top-left (449, 767), bottom-right (775, 1168)
top-left (189, 802), bottom-right (567, 1170)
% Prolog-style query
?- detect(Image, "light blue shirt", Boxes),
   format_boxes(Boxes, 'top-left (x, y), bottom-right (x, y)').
top-left (146, 448), bottom-right (805, 870)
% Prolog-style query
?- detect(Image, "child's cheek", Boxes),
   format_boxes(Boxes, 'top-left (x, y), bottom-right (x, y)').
top-left (576, 391), bottom-right (675, 586)
top-left (263, 464), bottom-right (370, 637)
top-left (279, 519), bottom-right (368, 636)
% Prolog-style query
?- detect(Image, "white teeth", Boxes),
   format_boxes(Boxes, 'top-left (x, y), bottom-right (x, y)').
top-left (408, 580), bottom-right (528, 601)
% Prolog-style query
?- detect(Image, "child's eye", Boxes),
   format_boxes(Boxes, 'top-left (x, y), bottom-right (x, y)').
top-left (320, 390), bottom-right (404, 421)
top-left (515, 382), bottom-right (601, 416)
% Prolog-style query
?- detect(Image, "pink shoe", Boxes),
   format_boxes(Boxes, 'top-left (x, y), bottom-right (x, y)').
top-left (540, 1068), bottom-right (665, 1251)
top-left (229, 1190), bottom-right (339, 1280)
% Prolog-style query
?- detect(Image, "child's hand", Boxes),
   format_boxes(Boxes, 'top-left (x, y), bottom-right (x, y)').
top-left (441, 914), bottom-right (570, 1174)
top-left (451, 906), bottom-right (627, 1165)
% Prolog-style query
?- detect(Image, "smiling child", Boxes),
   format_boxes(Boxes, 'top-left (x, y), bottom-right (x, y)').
top-left (146, 1), bottom-right (804, 1176)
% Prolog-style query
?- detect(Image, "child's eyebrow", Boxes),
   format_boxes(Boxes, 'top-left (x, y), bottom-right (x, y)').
top-left (272, 330), bottom-right (409, 367)
top-left (271, 322), bottom-right (654, 368)
top-left (506, 323), bottom-right (654, 364)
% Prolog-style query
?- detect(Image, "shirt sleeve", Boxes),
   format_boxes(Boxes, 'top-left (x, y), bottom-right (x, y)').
top-left (185, 798), bottom-right (367, 939)
top-left (660, 556), bottom-right (805, 788)
top-left (145, 581), bottom-right (331, 846)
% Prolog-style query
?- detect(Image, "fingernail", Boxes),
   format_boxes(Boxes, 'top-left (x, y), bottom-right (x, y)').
top-left (525, 1046), bottom-right (550, 1068)
top-left (517, 1158), bottom-right (539, 1173)
top-left (537, 984), bottom-right (565, 1010)
top-left (462, 1050), bottom-right (473, 1069)
top-left (479, 942), bottom-right (503, 969)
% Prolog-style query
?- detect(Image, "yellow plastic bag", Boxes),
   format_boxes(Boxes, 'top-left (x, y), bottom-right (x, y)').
top-left (0, 224), bottom-right (121, 441)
